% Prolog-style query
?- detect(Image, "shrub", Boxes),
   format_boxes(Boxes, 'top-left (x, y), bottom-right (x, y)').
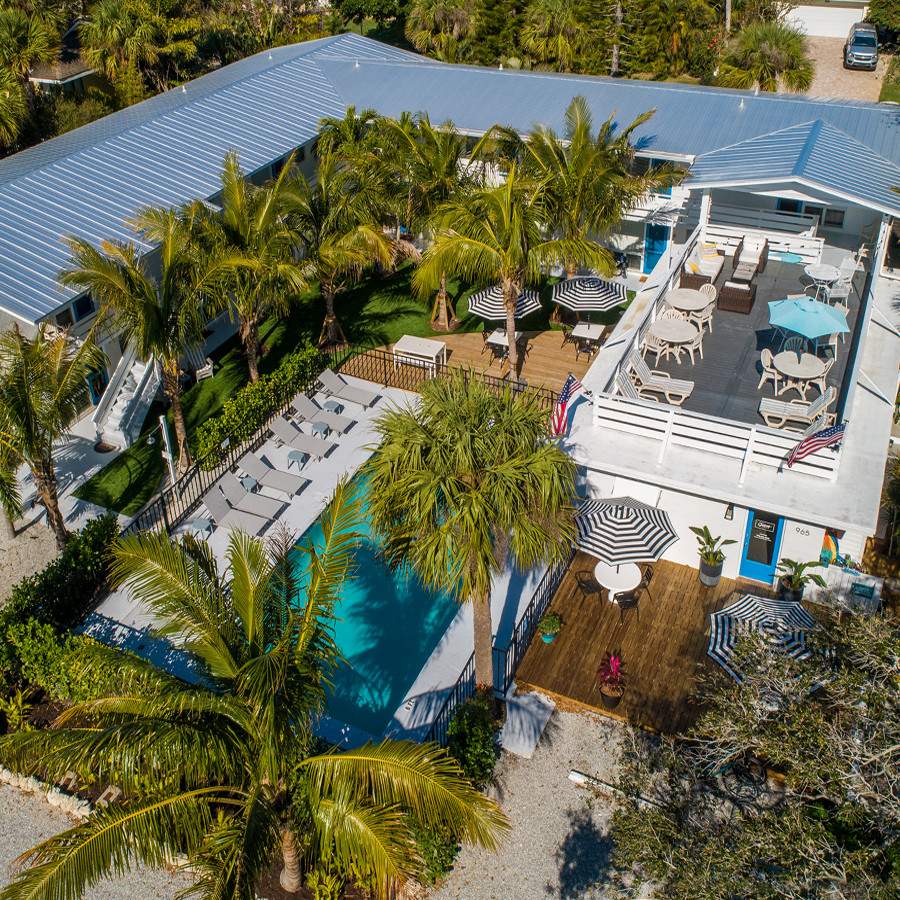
top-left (409, 818), bottom-right (460, 885)
top-left (447, 692), bottom-right (500, 787)
top-left (193, 345), bottom-right (324, 467)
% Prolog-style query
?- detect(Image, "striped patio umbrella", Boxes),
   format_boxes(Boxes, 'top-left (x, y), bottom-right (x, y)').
top-left (467, 284), bottom-right (541, 321)
top-left (707, 594), bottom-right (815, 682)
top-left (551, 277), bottom-right (627, 314)
top-left (575, 496), bottom-right (678, 565)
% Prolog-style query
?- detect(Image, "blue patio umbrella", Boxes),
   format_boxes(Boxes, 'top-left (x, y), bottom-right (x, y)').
top-left (768, 297), bottom-right (849, 341)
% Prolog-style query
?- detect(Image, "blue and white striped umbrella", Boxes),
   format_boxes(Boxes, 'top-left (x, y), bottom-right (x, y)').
top-left (467, 285), bottom-right (541, 321)
top-left (575, 496), bottom-right (678, 565)
top-left (708, 594), bottom-right (815, 682)
top-left (551, 277), bottom-right (627, 313)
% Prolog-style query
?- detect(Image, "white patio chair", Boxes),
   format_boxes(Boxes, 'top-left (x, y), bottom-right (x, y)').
top-left (641, 329), bottom-right (671, 366)
top-left (759, 386), bottom-right (836, 429)
top-left (782, 335), bottom-right (807, 354)
top-left (699, 283), bottom-right (717, 304)
top-left (684, 327), bottom-right (704, 364)
top-left (812, 357), bottom-right (835, 396)
top-left (757, 348), bottom-right (779, 393)
top-left (658, 307), bottom-right (687, 321)
top-left (689, 300), bottom-right (715, 334)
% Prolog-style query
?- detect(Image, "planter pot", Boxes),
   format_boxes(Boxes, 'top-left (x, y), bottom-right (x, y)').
top-left (541, 632), bottom-right (557, 644)
top-left (699, 558), bottom-right (724, 588)
top-left (778, 579), bottom-right (804, 603)
top-left (599, 687), bottom-right (624, 710)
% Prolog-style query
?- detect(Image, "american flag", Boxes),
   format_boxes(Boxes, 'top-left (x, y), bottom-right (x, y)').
top-left (786, 422), bottom-right (846, 468)
top-left (551, 373), bottom-right (583, 436)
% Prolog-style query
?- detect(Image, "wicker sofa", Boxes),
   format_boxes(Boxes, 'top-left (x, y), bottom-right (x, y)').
top-left (681, 243), bottom-right (725, 289)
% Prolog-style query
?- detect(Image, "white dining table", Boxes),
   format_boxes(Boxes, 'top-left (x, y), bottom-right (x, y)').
top-left (571, 322), bottom-right (604, 342)
top-left (649, 318), bottom-right (698, 346)
top-left (486, 328), bottom-right (522, 349)
top-left (666, 287), bottom-right (709, 313)
top-left (593, 561), bottom-right (642, 601)
top-left (773, 350), bottom-right (826, 399)
top-left (804, 263), bottom-right (840, 284)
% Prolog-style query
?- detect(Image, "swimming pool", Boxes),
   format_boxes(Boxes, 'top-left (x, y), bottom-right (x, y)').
top-left (292, 474), bottom-right (459, 737)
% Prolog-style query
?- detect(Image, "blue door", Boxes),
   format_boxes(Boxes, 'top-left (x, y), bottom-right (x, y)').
top-left (739, 510), bottom-right (784, 583)
top-left (642, 223), bottom-right (670, 274)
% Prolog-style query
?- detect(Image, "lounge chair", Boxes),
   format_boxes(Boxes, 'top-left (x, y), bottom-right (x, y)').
top-left (217, 472), bottom-right (286, 519)
top-left (681, 243), bottom-right (724, 289)
top-left (616, 374), bottom-right (648, 401)
top-left (239, 452), bottom-right (309, 499)
top-left (290, 392), bottom-right (355, 434)
top-left (759, 386), bottom-right (836, 429)
top-left (627, 352), bottom-right (694, 406)
top-left (318, 368), bottom-right (379, 408)
top-left (270, 417), bottom-right (336, 458)
top-left (731, 235), bottom-right (768, 281)
top-left (202, 488), bottom-right (269, 535)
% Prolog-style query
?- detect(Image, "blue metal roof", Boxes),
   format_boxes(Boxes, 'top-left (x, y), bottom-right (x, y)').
top-left (687, 120), bottom-right (900, 217)
top-left (0, 33), bottom-right (898, 325)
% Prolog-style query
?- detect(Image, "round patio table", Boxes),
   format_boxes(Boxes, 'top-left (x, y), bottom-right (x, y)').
top-left (649, 318), bottom-right (698, 346)
top-left (773, 351), bottom-right (825, 399)
top-left (804, 263), bottom-right (840, 284)
top-left (666, 288), bottom-right (709, 313)
top-left (593, 561), bottom-right (641, 602)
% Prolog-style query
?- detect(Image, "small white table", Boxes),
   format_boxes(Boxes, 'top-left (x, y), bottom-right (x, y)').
top-left (666, 288), bottom-right (709, 313)
top-left (804, 263), bottom-right (840, 300)
top-left (773, 351), bottom-right (826, 399)
top-left (486, 328), bottom-right (522, 349)
top-left (593, 561), bottom-right (641, 601)
top-left (571, 322), bottom-right (604, 342)
top-left (393, 334), bottom-right (447, 373)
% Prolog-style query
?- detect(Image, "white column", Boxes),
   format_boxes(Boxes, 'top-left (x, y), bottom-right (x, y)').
top-left (874, 214), bottom-right (891, 275)
top-left (698, 189), bottom-right (712, 243)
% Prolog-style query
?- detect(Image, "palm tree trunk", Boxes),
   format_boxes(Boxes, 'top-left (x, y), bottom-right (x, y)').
top-left (504, 282), bottom-right (519, 381)
top-left (1, 507), bottom-right (14, 542)
top-left (32, 461), bottom-right (67, 550)
top-left (243, 318), bottom-right (261, 383)
top-left (318, 284), bottom-right (347, 347)
top-left (279, 828), bottom-right (302, 893)
top-left (472, 586), bottom-right (495, 697)
top-left (162, 363), bottom-right (192, 474)
top-left (611, 0), bottom-right (623, 76)
top-left (431, 273), bottom-right (457, 332)
top-left (725, 0), bottom-right (732, 31)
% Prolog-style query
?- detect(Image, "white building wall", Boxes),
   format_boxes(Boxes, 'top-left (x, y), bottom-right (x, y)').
top-left (787, 4), bottom-right (867, 38)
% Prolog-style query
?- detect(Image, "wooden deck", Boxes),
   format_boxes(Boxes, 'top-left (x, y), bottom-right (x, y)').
top-left (516, 555), bottom-right (773, 735)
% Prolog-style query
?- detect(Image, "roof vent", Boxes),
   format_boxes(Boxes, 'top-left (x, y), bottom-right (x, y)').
top-left (268, 52), bottom-right (273, 61)
top-left (499, 63), bottom-right (504, 70)
top-left (739, 98), bottom-right (745, 110)
top-left (354, 59), bottom-right (360, 69)
top-left (181, 85), bottom-right (186, 94)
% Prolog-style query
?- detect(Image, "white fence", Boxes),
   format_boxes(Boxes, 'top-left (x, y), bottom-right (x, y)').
top-left (594, 393), bottom-right (840, 481)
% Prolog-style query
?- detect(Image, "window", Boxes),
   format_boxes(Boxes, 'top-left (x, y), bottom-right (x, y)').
top-left (648, 159), bottom-right (672, 197)
top-left (72, 294), bottom-right (95, 321)
top-left (776, 198), bottom-right (802, 214)
top-left (823, 208), bottom-right (845, 229)
top-left (55, 307), bottom-right (74, 328)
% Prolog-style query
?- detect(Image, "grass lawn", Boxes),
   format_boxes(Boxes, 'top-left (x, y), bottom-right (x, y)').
top-left (880, 56), bottom-right (900, 103)
top-left (74, 266), bottom-right (629, 515)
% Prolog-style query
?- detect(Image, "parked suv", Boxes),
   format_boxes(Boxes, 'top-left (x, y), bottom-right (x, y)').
top-left (844, 23), bottom-right (879, 70)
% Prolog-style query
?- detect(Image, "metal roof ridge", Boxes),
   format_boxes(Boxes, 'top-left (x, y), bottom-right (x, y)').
top-left (693, 119), bottom-right (819, 160)
top-left (791, 119), bottom-right (822, 176)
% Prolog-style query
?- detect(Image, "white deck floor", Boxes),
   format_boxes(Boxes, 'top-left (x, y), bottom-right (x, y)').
top-left (85, 375), bottom-right (544, 747)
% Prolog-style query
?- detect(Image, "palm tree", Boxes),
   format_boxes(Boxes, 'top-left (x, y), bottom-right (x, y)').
top-left (366, 371), bottom-right (576, 696)
top-left (317, 104), bottom-right (380, 158)
top-left (282, 151), bottom-right (393, 347)
top-left (415, 164), bottom-right (609, 376)
top-left (629, 0), bottom-right (717, 78)
top-left (718, 21), bottom-right (814, 93)
top-left (377, 114), bottom-right (480, 330)
top-left (520, 0), bottom-right (584, 72)
top-left (0, 67), bottom-right (25, 148)
top-left (0, 429), bottom-right (21, 541)
top-left (405, 0), bottom-right (475, 62)
top-left (60, 211), bottom-right (231, 473)
top-left (0, 326), bottom-right (104, 549)
top-left (0, 7), bottom-right (56, 109)
top-left (0, 485), bottom-right (507, 898)
top-left (180, 152), bottom-right (308, 382)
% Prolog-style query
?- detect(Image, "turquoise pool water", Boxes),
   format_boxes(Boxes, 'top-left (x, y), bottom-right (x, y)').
top-left (292, 474), bottom-right (459, 737)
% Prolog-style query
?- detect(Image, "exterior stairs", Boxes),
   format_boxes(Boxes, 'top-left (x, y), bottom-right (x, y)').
top-left (92, 347), bottom-right (161, 449)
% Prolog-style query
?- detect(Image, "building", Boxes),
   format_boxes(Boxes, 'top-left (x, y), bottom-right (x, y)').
top-left (0, 32), bottom-right (897, 582)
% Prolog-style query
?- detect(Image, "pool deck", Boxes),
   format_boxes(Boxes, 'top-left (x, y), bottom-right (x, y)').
top-left (85, 374), bottom-right (545, 747)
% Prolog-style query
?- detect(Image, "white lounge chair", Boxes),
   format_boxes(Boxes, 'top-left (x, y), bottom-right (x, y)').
top-left (291, 392), bottom-right (355, 434)
top-left (239, 453), bottom-right (309, 499)
top-left (319, 368), bottom-right (379, 408)
top-left (759, 386), bottom-right (836, 429)
top-left (202, 488), bottom-right (268, 535)
top-left (627, 352), bottom-right (694, 406)
top-left (270, 417), bottom-right (335, 458)
top-left (217, 472), bottom-right (286, 519)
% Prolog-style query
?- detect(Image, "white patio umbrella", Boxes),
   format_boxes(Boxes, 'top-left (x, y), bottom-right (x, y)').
top-left (574, 496), bottom-right (678, 565)
top-left (707, 594), bottom-right (815, 682)
top-left (467, 285), bottom-right (541, 321)
top-left (551, 277), bottom-right (627, 314)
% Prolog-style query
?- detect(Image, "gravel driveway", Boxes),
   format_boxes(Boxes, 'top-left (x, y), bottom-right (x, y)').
top-left (806, 37), bottom-right (890, 102)
top-left (434, 708), bottom-right (624, 900)
top-left (0, 784), bottom-right (189, 898)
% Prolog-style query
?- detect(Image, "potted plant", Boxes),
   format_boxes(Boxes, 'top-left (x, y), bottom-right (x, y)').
top-left (538, 612), bottom-right (562, 644)
top-left (596, 652), bottom-right (625, 709)
top-left (690, 525), bottom-right (736, 588)
top-left (776, 558), bottom-right (827, 602)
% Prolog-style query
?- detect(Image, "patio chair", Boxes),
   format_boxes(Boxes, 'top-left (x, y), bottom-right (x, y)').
top-left (290, 392), bottom-right (355, 434)
top-left (559, 322), bottom-right (575, 349)
top-left (574, 338), bottom-right (595, 362)
top-left (576, 569), bottom-right (603, 600)
top-left (658, 307), bottom-right (687, 322)
top-left (318, 368), bottom-right (379, 408)
top-left (615, 587), bottom-right (641, 625)
top-left (270, 417), bottom-right (336, 459)
top-left (641, 329), bottom-right (672, 366)
top-left (217, 472), bottom-right (286, 519)
top-left (628, 352), bottom-right (694, 406)
top-left (616, 373), bottom-right (647, 402)
top-left (782, 335), bottom-right (807, 354)
top-left (826, 279), bottom-right (852, 305)
top-left (481, 330), bottom-right (490, 355)
top-left (822, 331), bottom-right (839, 360)
top-left (718, 280), bottom-right (756, 314)
top-left (640, 564), bottom-right (654, 600)
top-left (684, 327), bottom-right (704, 364)
top-left (757, 348), bottom-right (780, 393)
top-left (699, 283), bottom-right (717, 304)
top-left (202, 488), bottom-right (269, 536)
top-left (239, 452), bottom-right (309, 499)
top-left (689, 301), bottom-right (715, 336)
top-left (758, 385), bottom-right (836, 429)
top-left (812, 357), bottom-right (835, 396)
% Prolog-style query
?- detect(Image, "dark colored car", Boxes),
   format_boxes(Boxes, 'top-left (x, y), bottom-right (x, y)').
top-left (844, 23), bottom-right (879, 71)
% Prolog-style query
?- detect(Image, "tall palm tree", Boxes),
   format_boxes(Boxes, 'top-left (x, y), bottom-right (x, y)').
top-left (282, 151), bottom-right (393, 347)
top-left (0, 67), bottom-right (25, 148)
top-left (0, 326), bottom-right (104, 549)
top-left (718, 21), bottom-right (814, 93)
top-left (377, 114), bottom-right (480, 330)
top-left (366, 371), bottom-right (576, 696)
top-left (520, 0), bottom-right (584, 72)
top-left (0, 7), bottom-right (56, 109)
top-left (405, 0), bottom-right (475, 62)
top-left (178, 152), bottom-right (308, 382)
top-left (317, 104), bottom-right (380, 158)
top-left (60, 211), bottom-right (233, 473)
top-left (415, 164), bottom-right (609, 376)
top-left (0, 485), bottom-right (507, 898)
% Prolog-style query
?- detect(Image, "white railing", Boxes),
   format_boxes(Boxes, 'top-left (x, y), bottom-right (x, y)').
top-left (704, 223), bottom-right (824, 265)
top-left (594, 392), bottom-right (841, 481)
top-left (624, 186), bottom-right (690, 223)
top-left (91, 342), bottom-right (136, 434)
top-left (119, 359), bottom-right (161, 446)
top-left (707, 203), bottom-right (819, 237)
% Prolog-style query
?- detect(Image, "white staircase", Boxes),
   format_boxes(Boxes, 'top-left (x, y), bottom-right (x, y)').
top-left (92, 347), bottom-right (161, 449)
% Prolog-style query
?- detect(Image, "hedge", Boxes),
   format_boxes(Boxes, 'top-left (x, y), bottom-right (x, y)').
top-left (193, 344), bottom-right (324, 468)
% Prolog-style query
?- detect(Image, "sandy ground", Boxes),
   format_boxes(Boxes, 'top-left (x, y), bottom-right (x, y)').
top-left (806, 37), bottom-right (890, 102)
top-left (0, 522), bottom-right (59, 604)
top-left (0, 784), bottom-right (191, 898)
top-left (434, 708), bottom-right (624, 900)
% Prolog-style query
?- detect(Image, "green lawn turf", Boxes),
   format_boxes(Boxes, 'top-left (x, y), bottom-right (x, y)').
top-left (880, 56), bottom-right (900, 103)
top-left (74, 266), bottom-right (631, 515)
